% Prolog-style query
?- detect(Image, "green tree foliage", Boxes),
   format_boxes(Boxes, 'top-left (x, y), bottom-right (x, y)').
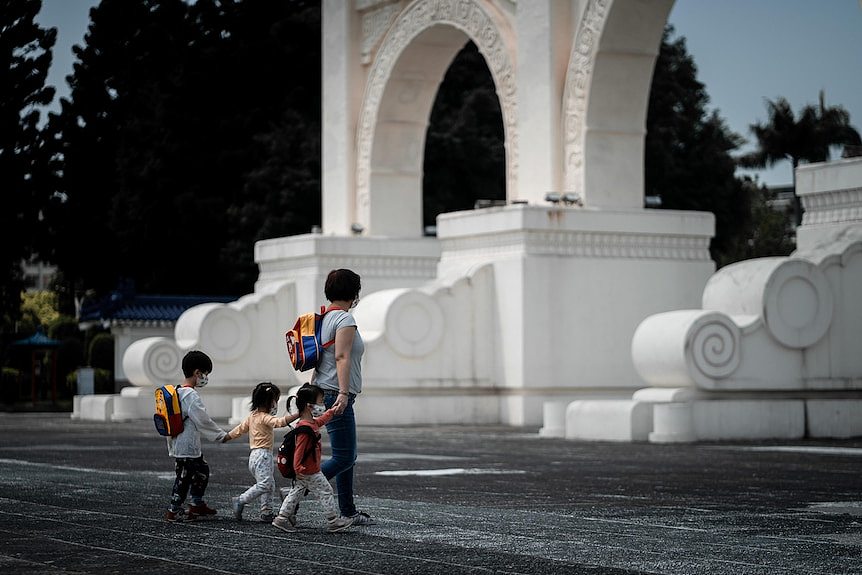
top-left (739, 92), bottom-right (861, 225)
top-left (0, 0), bottom-right (56, 333)
top-left (423, 42), bottom-right (505, 229)
top-left (20, 290), bottom-right (58, 327)
top-left (718, 179), bottom-right (795, 264)
top-left (645, 26), bottom-right (749, 266)
top-left (43, 0), bottom-right (321, 302)
top-left (87, 332), bottom-right (113, 371)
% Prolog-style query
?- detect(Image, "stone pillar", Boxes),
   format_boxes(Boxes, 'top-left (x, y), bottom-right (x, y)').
top-left (514, 0), bottom-right (572, 202)
top-left (322, 0), bottom-right (362, 235)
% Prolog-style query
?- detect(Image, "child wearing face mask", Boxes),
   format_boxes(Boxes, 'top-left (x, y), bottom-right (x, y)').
top-left (165, 350), bottom-right (228, 522)
top-left (272, 383), bottom-right (353, 533)
top-left (223, 382), bottom-right (300, 522)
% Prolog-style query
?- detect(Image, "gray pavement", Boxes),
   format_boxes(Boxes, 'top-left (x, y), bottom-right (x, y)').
top-left (0, 413), bottom-right (860, 574)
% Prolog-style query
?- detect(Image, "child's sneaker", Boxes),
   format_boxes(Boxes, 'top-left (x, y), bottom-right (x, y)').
top-left (164, 508), bottom-right (186, 522)
top-left (230, 497), bottom-right (244, 521)
top-left (260, 512), bottom-right (276, 523)
top-left (348, 511), bottom-right (376, 526)
top-left (272, 514), bottom-right (297, 533)
top-left (187, 503), bottom-right (217, 520)
top-left (327, 515), bottom-right (354, 533)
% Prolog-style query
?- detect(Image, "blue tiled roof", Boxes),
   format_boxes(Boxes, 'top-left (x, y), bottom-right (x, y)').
top-left (13, 329), bottom-right (61, 347)
top-left (80, 293), bottom-right (236, 323)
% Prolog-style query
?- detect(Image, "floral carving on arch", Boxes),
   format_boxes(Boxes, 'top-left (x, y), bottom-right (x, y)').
top-left (562, 0), bottom-right (611, 198)
top-left (355, 0), bottom-right (518, 226)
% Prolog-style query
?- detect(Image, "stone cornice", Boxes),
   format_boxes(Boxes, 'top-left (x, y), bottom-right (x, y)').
top-left (257, 253), bottom-right (439, 279)
top-left (801, 187), bottom-right (862, 226)
top-left (440, 228), bottom-right (712, 261)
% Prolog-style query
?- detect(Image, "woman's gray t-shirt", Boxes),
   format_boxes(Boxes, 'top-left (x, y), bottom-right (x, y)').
top-left (311, 309), bottom-right (364, 394)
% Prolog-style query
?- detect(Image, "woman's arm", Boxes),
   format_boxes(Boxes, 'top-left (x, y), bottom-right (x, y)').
top-left (332, 326), bottom-right (356, 414)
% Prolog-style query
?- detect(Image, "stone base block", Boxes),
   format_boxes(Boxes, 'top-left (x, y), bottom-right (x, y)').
top-left (539, 401), bottom-right (568, 438)
top-left (651, 400), bottom-right (805, 442)
top-left (806, 400), bottom-right (862, 438)
top-left (649, 403), bottom-right (695, 443)
top-left (110, 386), bottom-right (153, 421)
top-left (71, 395), bottom-right (115, 421)
top-left (354, 392), bottom-right (500, 425)
top-left (565, 400), bottom-right (652, 441)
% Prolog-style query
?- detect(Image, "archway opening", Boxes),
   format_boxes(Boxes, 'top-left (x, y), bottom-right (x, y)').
top-left (422, 41), bottom-right (505, 233)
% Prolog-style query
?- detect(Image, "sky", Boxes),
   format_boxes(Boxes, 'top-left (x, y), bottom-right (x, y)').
top-left (34, 0), bottom-right (862, 187)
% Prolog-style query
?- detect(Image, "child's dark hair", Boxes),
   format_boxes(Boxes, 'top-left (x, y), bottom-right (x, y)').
top-left (288, 383), bottom-right (323, 414)
top-left (250, 382), bottom-right (281, 412)
top-left (182, 350), bottom-right (212, 378)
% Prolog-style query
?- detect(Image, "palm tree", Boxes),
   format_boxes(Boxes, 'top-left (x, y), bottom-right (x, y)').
top-left (739, 92), bottom-right (861, 225)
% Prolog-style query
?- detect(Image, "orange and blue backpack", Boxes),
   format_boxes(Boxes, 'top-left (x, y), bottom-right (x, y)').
top-left (285, 306), bottom-right (338, 371)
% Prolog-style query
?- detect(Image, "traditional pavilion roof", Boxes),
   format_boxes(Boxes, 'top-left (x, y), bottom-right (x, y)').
top-left (79, 288), bottom-right (236, 326)
top-left (12, 329), bottom-right (61, 348)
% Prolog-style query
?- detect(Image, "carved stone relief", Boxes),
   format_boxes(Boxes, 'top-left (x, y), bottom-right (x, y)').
top-left (562, 0), bottom-right (610, 199)
top-left (355, 0), bottom-right (518, 228)
top-left (358, 0), bottom-right (403, 65)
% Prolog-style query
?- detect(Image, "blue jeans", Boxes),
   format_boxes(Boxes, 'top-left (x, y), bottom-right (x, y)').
top-left (321, 391), bottom-right (357, 517)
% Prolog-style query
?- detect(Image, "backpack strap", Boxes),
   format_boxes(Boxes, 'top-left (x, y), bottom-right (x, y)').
top-left (320, 305), bottom-right (348, 348)
top-left (295, 425), bottom-right (318, 462)
top-left (175, 385), bottom-right (190, 423)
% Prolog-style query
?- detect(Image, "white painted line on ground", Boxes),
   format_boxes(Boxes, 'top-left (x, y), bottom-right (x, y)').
top-left (0, 458), bottom-right (129, 475)
top-left (718, 446), bottom-right (862, 456)
top-left (374, 468), bottom-right (527, 477)
top-left (358, 452), bottom-right (470, 462)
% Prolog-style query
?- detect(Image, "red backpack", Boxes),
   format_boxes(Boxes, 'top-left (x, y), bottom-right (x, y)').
top-left (276, 425), bottom-right (318, 479)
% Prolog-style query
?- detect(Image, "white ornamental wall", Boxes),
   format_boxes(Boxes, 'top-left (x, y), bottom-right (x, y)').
top-left (561, 157), bottom-right (862, 442)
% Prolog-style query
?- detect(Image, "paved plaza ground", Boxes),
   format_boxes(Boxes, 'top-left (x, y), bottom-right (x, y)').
top-left (0, 413), bottom-right (860, 574)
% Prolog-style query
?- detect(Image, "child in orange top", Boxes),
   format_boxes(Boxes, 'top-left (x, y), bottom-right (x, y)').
top-left (223, 382), bottom-right (299, 522)
top-left (272, 383), bottom-right (353, 533)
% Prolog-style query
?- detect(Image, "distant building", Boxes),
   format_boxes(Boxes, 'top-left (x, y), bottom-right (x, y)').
top-left (765, 185), bottom-right (795, 214)
top-left (21, 257), bottom-right (57, 292)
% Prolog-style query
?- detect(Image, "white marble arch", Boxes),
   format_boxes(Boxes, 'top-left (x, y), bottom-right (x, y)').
top-left (353, 0), bottom-right (518, 237)
top-left (563, 0), bottom-right (674, 208)
top-left (348, 0), bottom-right (676, 233)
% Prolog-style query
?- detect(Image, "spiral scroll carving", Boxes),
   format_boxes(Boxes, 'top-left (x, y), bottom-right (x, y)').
top-left (687, 313), bottom-right (740, 384)
top-left (142, 338), bottom-right (182, 387)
